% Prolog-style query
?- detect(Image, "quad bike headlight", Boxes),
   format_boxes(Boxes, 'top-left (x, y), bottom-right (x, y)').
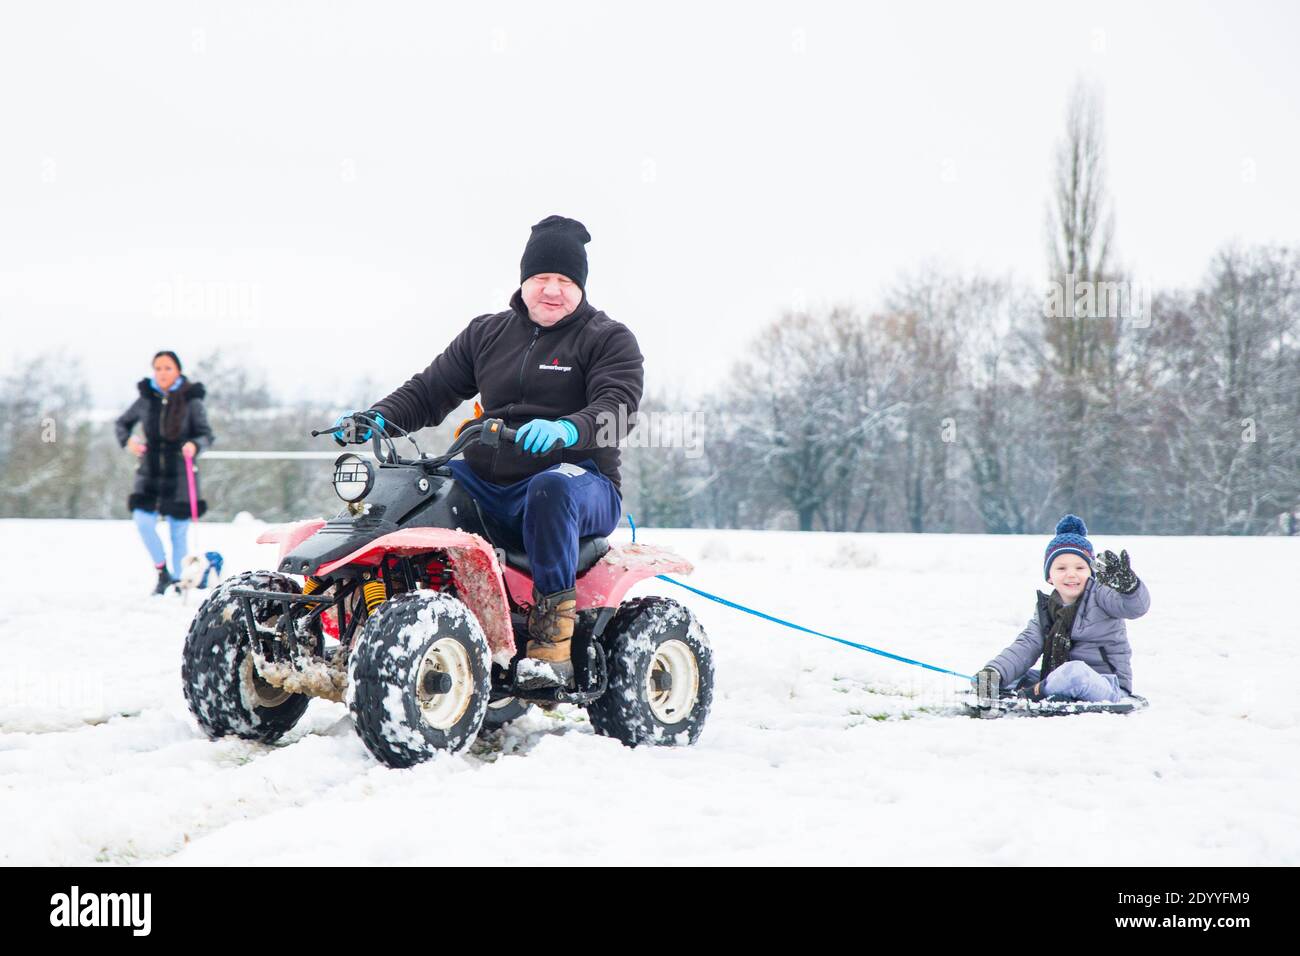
top-left (333, 453), bottom-right (375, 502)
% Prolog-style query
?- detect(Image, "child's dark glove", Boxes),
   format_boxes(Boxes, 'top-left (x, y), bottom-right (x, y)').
top-left (1016, 682), bottom-right (1048, 701)
top-left (1095, 549), bottom-right (1139, 594)
top-left (974, 667), bottom-right (1000, 701)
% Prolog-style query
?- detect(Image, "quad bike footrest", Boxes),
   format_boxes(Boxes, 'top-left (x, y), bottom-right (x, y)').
top-left (492, 640), bottom-right (609, 706)
top-left (504, 684), bottom-right (605, 706)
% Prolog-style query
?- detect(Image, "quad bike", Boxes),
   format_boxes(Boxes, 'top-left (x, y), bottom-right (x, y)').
top-left (181, 413), bottom-right (713, 767)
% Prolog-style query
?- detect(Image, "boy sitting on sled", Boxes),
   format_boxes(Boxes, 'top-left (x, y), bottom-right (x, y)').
top-left (974, 515), bottom-right (1150, 704)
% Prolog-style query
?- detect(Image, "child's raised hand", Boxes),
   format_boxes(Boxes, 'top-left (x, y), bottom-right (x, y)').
top-left (1095, 549), bottom-right (1139, 594)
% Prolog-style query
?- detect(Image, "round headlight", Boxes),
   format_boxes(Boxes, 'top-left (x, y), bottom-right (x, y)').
top-left (333, 453), bottom-right (374, 502)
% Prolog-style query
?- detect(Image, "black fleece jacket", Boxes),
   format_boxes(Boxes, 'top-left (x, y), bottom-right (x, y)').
top-left (372, 289), bottom-right (643, 491)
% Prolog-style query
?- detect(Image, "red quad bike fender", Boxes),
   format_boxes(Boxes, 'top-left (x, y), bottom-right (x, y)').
top-left (312, 528), bottom-right (517, 665)
top-left (501, 543), bottom-right (694, 611)
top-left (257, 519), bottom-right (328, 563)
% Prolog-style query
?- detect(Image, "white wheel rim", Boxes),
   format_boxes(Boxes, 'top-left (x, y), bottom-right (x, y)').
top-left (241, 655), bottom-right (290, 709)
top-left (646, 639), bottom-right (700, 725)
top-left (416, 637), bottom-right (475, 731)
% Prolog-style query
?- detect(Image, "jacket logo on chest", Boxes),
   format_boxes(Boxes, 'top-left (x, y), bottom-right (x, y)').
top-left (538, 357), bottom-right (572, 372)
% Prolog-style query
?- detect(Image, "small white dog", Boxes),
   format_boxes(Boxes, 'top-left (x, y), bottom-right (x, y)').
top-left (174, 554), bottom-right (217, 602)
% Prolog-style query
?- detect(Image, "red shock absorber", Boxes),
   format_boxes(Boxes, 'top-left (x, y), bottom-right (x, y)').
top-left (424, 556), bottom-right (453, 591)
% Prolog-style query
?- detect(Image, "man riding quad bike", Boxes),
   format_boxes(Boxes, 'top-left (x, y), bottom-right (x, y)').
top-left (181, 216), bottom-right (714, 767)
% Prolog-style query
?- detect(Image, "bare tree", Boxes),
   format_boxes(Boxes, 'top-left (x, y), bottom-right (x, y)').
top-left (722, 308), bottom-right (902, 531)
top-left (1047, 82), bottom-right (1114, 292)
top-left (0, 355), bottom-right (97, 519)
top-left (1039, 80), bottom-right (1131, 523)
top-left (884, 269), bottom-right (969, 532)
top-left (1147, 247), bottom-right (1300, 533)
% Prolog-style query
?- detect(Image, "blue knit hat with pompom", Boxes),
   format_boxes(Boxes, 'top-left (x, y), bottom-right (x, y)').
top-left (1043, 514), bottom-right (1094, 581)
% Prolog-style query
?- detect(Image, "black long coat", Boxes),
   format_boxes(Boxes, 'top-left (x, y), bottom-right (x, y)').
top-left (114, 379), bottom-right (215, 519)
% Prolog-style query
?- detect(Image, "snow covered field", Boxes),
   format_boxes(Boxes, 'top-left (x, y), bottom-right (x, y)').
top-left (1, 518), bottom-right (1296, 866)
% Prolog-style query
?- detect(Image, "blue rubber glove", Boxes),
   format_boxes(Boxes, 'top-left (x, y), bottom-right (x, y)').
top-left (515, 418), bottom-right (578, 455)
top-left (333, 411), bottom-right (385, 446)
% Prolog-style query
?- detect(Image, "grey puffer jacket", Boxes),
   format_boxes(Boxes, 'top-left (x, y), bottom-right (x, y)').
top-left (986, 577), bottom-right (1151, 694)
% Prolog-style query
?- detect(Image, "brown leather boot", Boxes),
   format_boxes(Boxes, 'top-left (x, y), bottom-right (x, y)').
top-left (518, 586), bottom-right (576, 689)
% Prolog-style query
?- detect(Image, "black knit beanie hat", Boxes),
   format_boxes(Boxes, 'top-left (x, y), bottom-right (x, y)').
top-left (519, 215), bottom-right (591, 289)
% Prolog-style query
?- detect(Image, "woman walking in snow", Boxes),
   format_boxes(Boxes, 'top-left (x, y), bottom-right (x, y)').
top-left (114, 351), bottom-right (215, 594)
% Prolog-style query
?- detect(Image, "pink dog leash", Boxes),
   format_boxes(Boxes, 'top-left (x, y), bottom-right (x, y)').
top-left (185, 450), bottom-right (200, 522)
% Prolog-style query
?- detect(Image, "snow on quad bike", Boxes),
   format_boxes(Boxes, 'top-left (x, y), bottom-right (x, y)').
top-left (181, 413), bottom-right (713, 767)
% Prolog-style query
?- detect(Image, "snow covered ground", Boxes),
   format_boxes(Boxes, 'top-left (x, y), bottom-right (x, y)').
top-left (1, 518), bottom-right (1296, 866)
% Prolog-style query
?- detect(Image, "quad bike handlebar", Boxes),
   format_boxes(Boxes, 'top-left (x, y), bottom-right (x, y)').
top-left (425, 418), bottom-right (517, 467)
top-left (311, 412), bottom-right (517, 468)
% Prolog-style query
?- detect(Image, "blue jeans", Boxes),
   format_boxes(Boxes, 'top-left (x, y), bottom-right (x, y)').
top-left (448, 458), bottom-right (622, 595)
top-left (1015, 661), bottom-right (1124, 703)
top-left (132, 508), bottom-right (190, 577)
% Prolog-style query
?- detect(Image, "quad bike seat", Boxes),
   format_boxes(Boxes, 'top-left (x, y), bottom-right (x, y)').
top-left (500, 536), bottom-right (610, 577)
top-left (457, 488), bottom-right (611, 578)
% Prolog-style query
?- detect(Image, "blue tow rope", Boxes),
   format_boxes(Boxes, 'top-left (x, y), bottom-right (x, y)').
top-left (626, 513), bottom-right (974, 682)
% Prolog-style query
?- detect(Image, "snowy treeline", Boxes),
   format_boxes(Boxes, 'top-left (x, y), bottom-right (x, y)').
top-left (1, 240), bottom-right (1295, 535)
top-left (621, 243), bottom-right (1300, 535)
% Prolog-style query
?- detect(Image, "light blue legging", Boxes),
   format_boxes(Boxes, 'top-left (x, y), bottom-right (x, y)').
top-left (1040, 660), bottom-right (1125, 703)
top-left (132, 508), bottom-right (190, 577)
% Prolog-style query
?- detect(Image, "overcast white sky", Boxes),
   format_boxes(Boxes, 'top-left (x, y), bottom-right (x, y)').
top-left (2, 0), bottom-right (1297, 409)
